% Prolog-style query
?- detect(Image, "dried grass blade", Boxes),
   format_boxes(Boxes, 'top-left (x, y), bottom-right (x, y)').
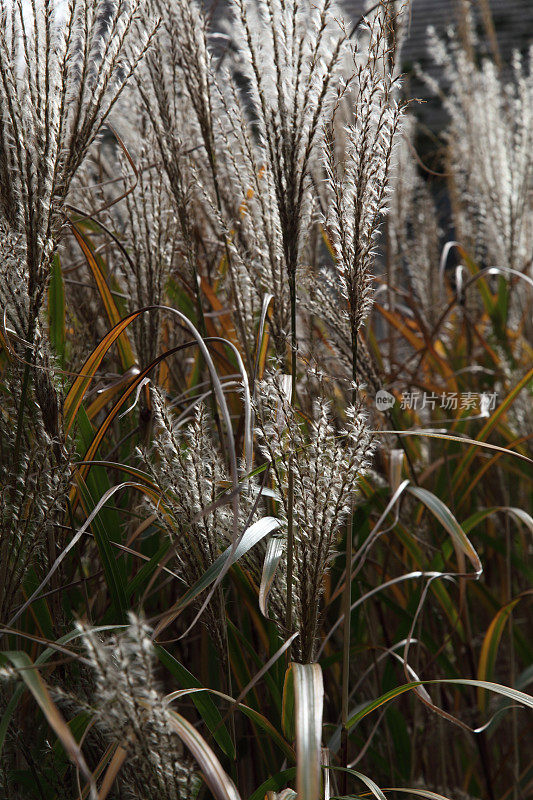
top-left (69, 222), bottom-right (136, 372)
top-left (164, 707), bottom-right (241, 800)
top-left (96, 745), bottom-right (127, 800)
top-left (377, 430), bottom-right (533, 466)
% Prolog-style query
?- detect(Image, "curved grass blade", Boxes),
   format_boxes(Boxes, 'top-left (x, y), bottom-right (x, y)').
top-left (64, 310), bottom-right (145, 433)
top-left (350, 479), bottom-right (410, 574)
top-left (163, 687), bottom-right (294, 762)
top-left (259, 534), bottom-right (285, 617)
top-left (152, 516), bottom-right (281, 638)
top-left (155, 645), bottom-right (236, 760)
top-left (69, 221), bottom-right (136, 372)
top-left (347, 678), bottom-right (533, 731)
top-left (377, 430), bottom-right (533, 467)
top-left (0, 652), bottom-right (96, 797)
top-left (72, 309), bottom-right (248, 520)
top-left (65, 305), bottom-right (232, 438)
top-left (252, 293), bottom-right (274, 390)
top-left (164, 706), bottom-right (241, 800)
top-left (477, 596), bottom-right (529, 710)
top-left (329, 766), bottom-right (387, 799)
top-left (75, 460), bottom-right (156, 487)
top-left (8, 482), bottom-right (149, 627)
top-left (205, 335), bottom-right (253, 473)
top-left (235, 631), bottom-right (299, 707)
top-left (463, 506), bottom-right (533, 536)
top-left (320, 570), bottom-right (446, 658)
top-left (85, 371), bottom-right (140, 421)
top-left (381, 789), bottom-right (453, 800)
top-left (407, 486), bottom-right (482, 576)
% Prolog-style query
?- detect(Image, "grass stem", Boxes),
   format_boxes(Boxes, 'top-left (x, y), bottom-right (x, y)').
top-left (286, 269), bottom-right (297, 659)
top-left (340, 510), bottom-right (355, 793)
top-left (13, 351), bottom-right (32, 468)
top-left (340, 324), bottom-right (359, 787)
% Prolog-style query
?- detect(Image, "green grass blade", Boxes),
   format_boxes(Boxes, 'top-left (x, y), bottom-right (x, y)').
top-left (407, 486), bottom-right (482, 576)
top-left (248, 769), bottom-right (297, 800)
top-left (155, 645), bottom-right (236, 760)
top-left (153, 516), bottom-right (281, 637)
top-left (330, 767), bottom-right (387, 799)
top-left (347, 678), bottom-right (533, 730)
top-left (76, 472), bottom-right (128, 623)
top-left (477, 598), bottom-right (523, 710)
top-left (451, 365), bottom-right (533, 491)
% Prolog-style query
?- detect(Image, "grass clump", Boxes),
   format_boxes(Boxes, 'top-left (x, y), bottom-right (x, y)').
top-left (0, 1), bottom-right (531, 799)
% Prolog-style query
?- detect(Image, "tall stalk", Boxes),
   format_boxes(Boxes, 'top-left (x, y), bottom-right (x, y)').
top-left (13, 356), bottom-right (32, 467)
top-left (286, 267), bottom-right (297, 657)
top-left (340, 324), bottom-right (359, 788)
top-left (13, 312), bottom-right (38, 466)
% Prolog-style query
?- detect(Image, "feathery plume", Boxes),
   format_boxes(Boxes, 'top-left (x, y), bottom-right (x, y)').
top-left (424, 29), bottom-right (532, 275)
top-left (140, 392), bottom-right (257, 658)
top-left (254, 371), bottom-right (374, 662)
top-left (0, 0), bottom-right (156, 334)
top-left (322, 7), bottom-right (404, 373)
top-left (80, 615), bottom-right (200, 799)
